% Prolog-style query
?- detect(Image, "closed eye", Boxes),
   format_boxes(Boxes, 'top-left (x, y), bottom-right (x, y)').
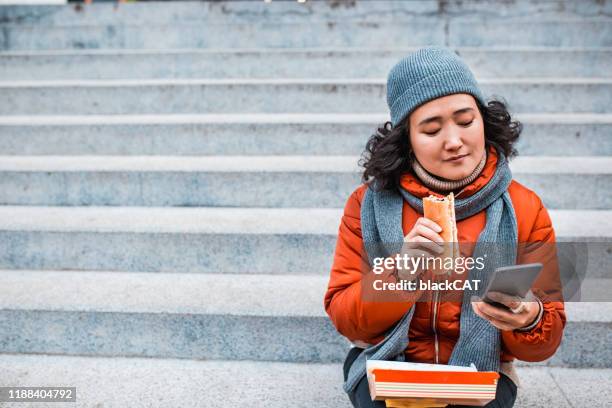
top-left (424, 120), bottom-right (473, 135)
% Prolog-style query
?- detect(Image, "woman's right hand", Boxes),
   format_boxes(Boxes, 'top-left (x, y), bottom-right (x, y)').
top-left (397, 217), bottom-right (445, 280)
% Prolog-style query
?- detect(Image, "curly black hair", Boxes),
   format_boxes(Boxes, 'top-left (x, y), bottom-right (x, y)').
top-left (359, 98), bottom-right (522, 192)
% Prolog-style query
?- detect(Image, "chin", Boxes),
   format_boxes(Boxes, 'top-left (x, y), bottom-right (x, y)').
top-left (442, 160), bottom-right (476, 180)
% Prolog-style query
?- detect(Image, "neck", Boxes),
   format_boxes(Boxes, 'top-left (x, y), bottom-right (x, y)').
top-left (411, 150), bottom-right (488, 194)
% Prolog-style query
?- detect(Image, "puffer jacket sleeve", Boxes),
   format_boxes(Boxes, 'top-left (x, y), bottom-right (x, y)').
top-left (323, 186), bottom-right (419, 344)
top-left (501, 194), bottom-right (567, 362)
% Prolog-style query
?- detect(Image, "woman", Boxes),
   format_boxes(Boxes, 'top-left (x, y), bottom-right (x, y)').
top-left (324, 47), bottom-right (566, 408)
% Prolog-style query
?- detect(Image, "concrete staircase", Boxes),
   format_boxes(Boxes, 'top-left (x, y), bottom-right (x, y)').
top-left (0, 1), bottom-right (611, 407)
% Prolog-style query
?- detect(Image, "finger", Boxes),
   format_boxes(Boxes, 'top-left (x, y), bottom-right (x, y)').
top-left (472, 300), bottom-right (485, 318)
top-left (404, 236), bottom-right (441, 253)
top-left (486, 291), bottom-right (522, 310)
top-left (414, 224), bottom-right (445, 245)
top-left (404, 229), bottom-right (442, 251)
top-left (472, 299), bottom-right (491, 319)
top-left (411, 236), bottom-right (445, 255)
top-left (472, 300), bottom-right (520, 330)
top-left (477, 302), bottom-right (519, 324)
top-left (416, 217), bottom-right (443, 235)
top-left (488, 319), bottom-right (516, 331)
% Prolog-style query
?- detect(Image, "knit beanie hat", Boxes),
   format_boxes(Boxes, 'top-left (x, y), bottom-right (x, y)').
top-left (386, 46), bottom-right (487, 127)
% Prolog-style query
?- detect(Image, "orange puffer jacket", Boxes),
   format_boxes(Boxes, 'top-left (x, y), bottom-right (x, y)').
top-left (324, 146), bottom-right (566, 365)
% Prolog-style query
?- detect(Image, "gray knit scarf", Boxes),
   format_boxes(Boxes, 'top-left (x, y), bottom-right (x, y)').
top-left (343, 149), bottom-right (518, 394)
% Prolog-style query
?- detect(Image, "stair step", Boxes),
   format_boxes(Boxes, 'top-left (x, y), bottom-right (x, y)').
top-left (1, 47), bottom-right (611, 79)
top-left (0, 270), bottom-right (328, 316)
top-left (2, 19), bottom-right (611, 51)
top-left (0, 206), bottom-right (609, 275)
top-left (0, 354), bottom-right (351, 408)
top-left (4, 353), bottom-right (610, 407)
top-left (1, 113), bottom-right (610, 156)
top-left (0, 270), bottom-right (342, 363)
top-left (2, 1), bottom-right (609, 26)
top-left (2, 78), bottom-right (612, 115)
top-left (0, 270), bottom-right (610, 367)
top-left (449, 18), bottom-right (612, 48)
top-left (3, 0), bottom-right (611, 403)
top-left (0, 156), bottom-right (609, 209)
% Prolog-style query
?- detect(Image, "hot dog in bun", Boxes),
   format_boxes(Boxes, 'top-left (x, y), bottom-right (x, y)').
top-left (422, 192), bottom-right (460, 274)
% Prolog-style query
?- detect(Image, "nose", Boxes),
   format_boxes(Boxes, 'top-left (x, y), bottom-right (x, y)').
top-left (443, 126), bottom-right (463, 151)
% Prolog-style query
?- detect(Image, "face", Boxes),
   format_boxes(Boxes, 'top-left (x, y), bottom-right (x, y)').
top-left (408, 93), bottom-right (485, 181)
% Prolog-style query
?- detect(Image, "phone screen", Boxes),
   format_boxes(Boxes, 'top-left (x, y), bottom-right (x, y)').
top-left (482, 263), bottom-right (543, 310)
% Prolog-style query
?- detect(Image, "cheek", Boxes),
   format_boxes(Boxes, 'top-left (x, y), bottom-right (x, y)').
top-left (411, 134), bottom-right (443, 156)
top-left (465, 122), bottom-right (485, 146)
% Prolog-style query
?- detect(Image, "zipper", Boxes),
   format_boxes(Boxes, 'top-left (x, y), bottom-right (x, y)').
top-left (431, 278), bottom-right (440, 364)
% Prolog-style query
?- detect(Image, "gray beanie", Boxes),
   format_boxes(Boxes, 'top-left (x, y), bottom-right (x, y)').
top-left (386, 46), bottom-right (487, 127)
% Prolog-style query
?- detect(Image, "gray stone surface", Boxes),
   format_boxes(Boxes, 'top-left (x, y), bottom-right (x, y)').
top-left (0, 206), bottom-right (343, 235)
top-left (0, 21), bottom-right (447, 51)
top-left (0, 270), bottom-right (330, 316)
top-left (0, 205), bottom-right (607, 236)
top-left (0, 206), bottom-right (608, 274)
top-left (513, 367), bottom-right (573, 407)
top-left (543, 321), bottom-right (612, 368)
top-left (1, 113), bottom-right (610, 156)
top-left (2, 269), bottom-right (610, 319)
top-left (2, 79), bottom-right (612, 114)
top-left (1, 1), bottom-right (609, 27)
top-left (0, 155), bottom-right (608, 174)
top-left (447, 19), bottom-right (612, 47)
top-left (1, 16), bottom-right (610, 51)
top-left (549, 367), bottom-right (612, 406)
top-left (1, 354), bottom-right (610, 407)
top-left (1, 47), bottom-right (611, 80)
top-left (0, 2), bottom-right (611, 402)
top-left (0, 227), bottom-right (338, 274)
top-left (0, 156), bottom-right (609, 208)
top-left (0, 271), bottom-right (347, 362)
top-left (0, 270), bottom-right (610, 365)
top-left (0, 309), bottom-right (348, 363)
top-left (0, 354), bottom-right (352, 408)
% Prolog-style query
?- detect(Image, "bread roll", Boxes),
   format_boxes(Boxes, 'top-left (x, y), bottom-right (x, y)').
top-left (422, 192), bottom-right (460, 274)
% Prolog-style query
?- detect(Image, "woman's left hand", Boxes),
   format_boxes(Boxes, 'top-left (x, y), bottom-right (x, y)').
top-left (471, 291), bottom-right (541, 331)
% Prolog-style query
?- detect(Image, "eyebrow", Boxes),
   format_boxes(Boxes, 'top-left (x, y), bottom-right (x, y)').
top-left (417, 107), bottom-right (475, 126)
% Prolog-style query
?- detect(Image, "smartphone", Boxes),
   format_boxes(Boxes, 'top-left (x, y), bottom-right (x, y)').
top-left (482, 263), bottom-right (543, 311)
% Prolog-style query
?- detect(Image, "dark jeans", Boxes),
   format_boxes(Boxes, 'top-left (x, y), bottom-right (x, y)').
top-left (342, 347), bottom-right (517, 408)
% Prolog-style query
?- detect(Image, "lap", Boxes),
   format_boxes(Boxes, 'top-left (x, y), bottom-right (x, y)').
top-left (343, 347), bottom-right (387, 408)
top-left (342, 348), bottom-right (517, 408)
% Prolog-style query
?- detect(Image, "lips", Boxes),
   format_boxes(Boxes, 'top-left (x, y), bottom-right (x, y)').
top-left (445, 154), bottom-right (468, 161)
